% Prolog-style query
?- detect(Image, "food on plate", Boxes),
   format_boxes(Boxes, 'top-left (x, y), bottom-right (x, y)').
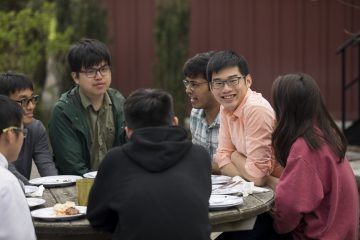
top-left (53, 201), bottom-right (80, 216)
top-left (65, 207), bottom-right (80, 215)
top-left (55, 179), bottom-right (71, 183)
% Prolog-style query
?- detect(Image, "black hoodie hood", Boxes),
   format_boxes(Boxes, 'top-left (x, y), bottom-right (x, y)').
top-left (122, 126), bottom-right (192, 172)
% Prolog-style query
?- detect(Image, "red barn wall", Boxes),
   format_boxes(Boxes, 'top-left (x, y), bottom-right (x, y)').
top-left (102, 0), bottom-right (360, 119)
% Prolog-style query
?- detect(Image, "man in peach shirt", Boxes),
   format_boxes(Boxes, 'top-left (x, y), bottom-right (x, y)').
top-left (207, 50), bottom-right (282, 187)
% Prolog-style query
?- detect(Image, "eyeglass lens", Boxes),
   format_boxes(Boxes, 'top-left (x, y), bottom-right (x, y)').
top-left (211, 76), bottom-right (243, 89)
top-left (84, 65), bottom-right (110, 78)
top-left (182, 80), bottom-right (208, 89)
top-left (2, 127), bottom-right (27, 138)
top-left (17, 95), bottom-right (39, 107)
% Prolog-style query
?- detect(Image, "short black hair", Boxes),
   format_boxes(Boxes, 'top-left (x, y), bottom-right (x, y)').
top-left (206, 50), bottom-right (249, 81)
top-left (0, 72), bottom-right (33, 96)
top-left (0, 95), bottom-right (23, 134)
top-left (183, 51), bottom-right (215, 81)
top-left (124, 88), bottom-right (174, 130)
top-left (68, 38), bottom-right (111, 73)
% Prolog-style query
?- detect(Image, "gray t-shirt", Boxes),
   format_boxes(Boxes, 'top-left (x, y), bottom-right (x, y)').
top-left (8, 119), bottom-right (58, 183)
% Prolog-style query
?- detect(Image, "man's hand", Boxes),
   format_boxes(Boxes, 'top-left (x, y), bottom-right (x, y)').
top-left (211, 162), bottom-right (221, 175)
top-left (230, 151), bottom-right (267, 186)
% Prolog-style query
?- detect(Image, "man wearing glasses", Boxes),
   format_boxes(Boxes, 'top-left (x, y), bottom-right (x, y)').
top-left (208, 51), bottom-right (285, 239)
top-left (182, 51), bottom-right (221, 174)
top-left (0, 72), bottom-right (58, 184)
top-left (49, 38), bottom-right (126, 175)
top-left (0, 95), bottom-right (36, 240)
top-left (207, 51), bottom-right (282, 188)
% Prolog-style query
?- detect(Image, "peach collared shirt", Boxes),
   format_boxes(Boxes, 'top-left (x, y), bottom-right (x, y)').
top-left (214, 89), bottom-right (281, 178)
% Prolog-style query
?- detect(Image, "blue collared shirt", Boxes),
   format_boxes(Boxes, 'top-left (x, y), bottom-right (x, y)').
top-left (189, 108), bottom-right (220, 161)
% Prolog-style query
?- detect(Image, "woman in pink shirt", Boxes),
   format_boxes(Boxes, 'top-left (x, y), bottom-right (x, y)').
top-left (272, 73), bottom-right (358, 239)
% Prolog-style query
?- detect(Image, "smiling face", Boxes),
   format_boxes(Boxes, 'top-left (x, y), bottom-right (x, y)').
top-left (9, 89), bottom-right (36, 125)
top-left (210, 66), bottom-right (252, 112)
top-left (72, 61), bottom-right (111, 100)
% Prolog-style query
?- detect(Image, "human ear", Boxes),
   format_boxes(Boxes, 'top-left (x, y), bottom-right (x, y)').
top-left (71, 72), bottom-right (79, 85)
top-left (125, 126), bottom-right (133, 138)
top-left (245, 75), bottom-right (252, 88)
top-left (172, 116), bottom-right (179, 126)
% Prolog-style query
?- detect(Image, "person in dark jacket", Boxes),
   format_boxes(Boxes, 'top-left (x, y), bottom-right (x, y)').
top-left (87, 88), bottom-right (212, 240)
top-left (48, 38), bottom-right (126, 175)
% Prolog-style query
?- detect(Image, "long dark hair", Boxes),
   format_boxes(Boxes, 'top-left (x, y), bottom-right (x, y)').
top-left (271, 73), bottom-right (347, 167)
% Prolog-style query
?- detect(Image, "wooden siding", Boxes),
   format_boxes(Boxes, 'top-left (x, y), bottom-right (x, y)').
top-left (189, 0), bottom-right (360, 119)
top-left (101, 0), bottom-right (155, 97)
top-left (101, 0), bottom-right (360, 119)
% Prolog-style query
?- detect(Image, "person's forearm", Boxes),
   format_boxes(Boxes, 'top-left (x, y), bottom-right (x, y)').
top-left (35, 130), bottom-right (59, 176)
top-left (35, 155), bottom-right (58, 176)
top-left (220, 162), bottom-right (242, 177)
top-left (231, 151), bottom-right (267, 186)
top-left (8, 163), bottom-right (29, 184)
top-left (239, 169), bottom-right (267, 186)
top-left (265, 175), bottom-right (279, 190)
top-left (211, 162), bottom-right (221, 175)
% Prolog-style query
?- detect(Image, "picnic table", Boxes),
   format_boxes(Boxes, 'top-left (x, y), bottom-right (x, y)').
top-left (346, 146), bottom-right (360, 186)
top-left (32, 185), bottom-right (274, 240)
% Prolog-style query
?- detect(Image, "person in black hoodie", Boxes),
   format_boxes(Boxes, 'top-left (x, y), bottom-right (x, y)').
top-left (87, 88), bottom-right (212, 240)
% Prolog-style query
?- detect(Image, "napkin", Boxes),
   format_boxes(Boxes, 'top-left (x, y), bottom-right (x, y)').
top-left (231, 176), bottom-right (270, 197)
top-left (28, 185), bottom-right (45, 197)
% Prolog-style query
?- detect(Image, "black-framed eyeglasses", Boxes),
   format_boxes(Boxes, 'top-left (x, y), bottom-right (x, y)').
top-left (2, 126), bottom-right (28, 138)
top-left (210, 76), bottom-right (244, 89)
top-left (15, 95), bottom-right (40, 107)
top-left (80, 64), bottom-right (111, 78)
top-left (182, 79), bottom-right (209, 90)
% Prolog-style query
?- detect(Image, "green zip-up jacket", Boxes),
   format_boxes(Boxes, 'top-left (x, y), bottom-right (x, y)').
top-left (48, 86), bottom-right (126, 175)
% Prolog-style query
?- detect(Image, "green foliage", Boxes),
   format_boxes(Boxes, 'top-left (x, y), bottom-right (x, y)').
top-left (0, 0), bottom-right (108, 91)
top-left (0, 1), bottom-right (73, 86)
top-left (0, 1), bottom-right (74, 123)
top-left (55, 0), bottom-right (107, 41)
top-left (0, 0), bottom-right (107, 124)
top-left (54, 0), bottom-right (108, 92)
top-left (154, 0), bottom-right (190, 126)
top-left (0, 2), bottom-right (51, 82)
top-left (0, 0), bottom-right (28, 11)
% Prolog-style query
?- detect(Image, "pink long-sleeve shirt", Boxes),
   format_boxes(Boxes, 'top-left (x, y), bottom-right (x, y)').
top-left (274, 138), bottom-right (359, 239)
top-left (214, 89), bottom-right (280, 178)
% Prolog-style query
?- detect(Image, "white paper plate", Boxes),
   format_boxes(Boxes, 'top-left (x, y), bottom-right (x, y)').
top-left (31, 206), bottom-right (87, 221)
top-left (29, 175), bottom-right (83, 188)
top-left (212, 184), bottom-right (222, 190)
top-left (211, 175), bottom-right (232, 184)
top-left (83, 171), bottom-right (97, 179)
top-left (26, 198), bottom-right (46, 208)
top-left (209, 195), bottom-right (243, 210)
top-left (212, 185), bottom-right (242, 195)
top-left (24, 185), bottom-right (39, 195)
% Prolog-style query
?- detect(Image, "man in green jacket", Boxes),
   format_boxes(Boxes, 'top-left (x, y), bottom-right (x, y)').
top-left (49, 38), bottom-right (126, 175)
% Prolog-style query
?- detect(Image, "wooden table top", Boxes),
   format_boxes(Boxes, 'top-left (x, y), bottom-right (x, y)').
top-left (346, 147), bottom-right (360, 186)
top-left (32, 185), bottom-right (274, 240)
